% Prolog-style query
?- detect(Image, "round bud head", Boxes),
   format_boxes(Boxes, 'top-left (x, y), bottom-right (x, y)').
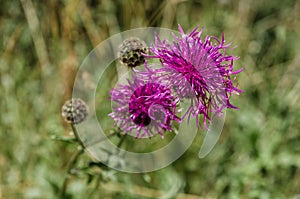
top-left (61, 98), bottom-right (89, 124)
top-left (118, 37), bottom-right (148, 67)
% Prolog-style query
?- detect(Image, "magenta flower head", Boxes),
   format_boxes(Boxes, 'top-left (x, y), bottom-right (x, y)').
top-left (109, 67), bottom-right (180, 139)
top-left (148, 25), bottom-right (243, 127)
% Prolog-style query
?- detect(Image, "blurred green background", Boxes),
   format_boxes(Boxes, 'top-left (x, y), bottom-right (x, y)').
top-left (1, 0), bottom-right (300, 198)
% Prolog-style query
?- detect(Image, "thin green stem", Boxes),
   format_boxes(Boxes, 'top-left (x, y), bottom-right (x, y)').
top-left (93, 130), bottom-right (120, 144)
top-left (71, 123), bottom-right (85, 149)
top-left (59, 125), bottom-right (121, 197)
top-left (79, 128), bottom-right (122, 148)
top-left (117, 133), bottom-right (127, 148)
top-left (59, 124), bottom-right (85, 198)
top-left (59, 147), bottom-right (84, 199)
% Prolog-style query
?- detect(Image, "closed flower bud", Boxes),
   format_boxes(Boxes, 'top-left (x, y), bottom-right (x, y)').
top-left (118, 37), bottom-right (148, 67)
top-left (61, 98), bottom-right (89, 124)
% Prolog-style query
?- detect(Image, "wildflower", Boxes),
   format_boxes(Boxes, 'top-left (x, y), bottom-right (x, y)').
top-left (118, 37), bottom-right (148, 67)
top-left (109, 68), bottom-right (180, 138)
top-left (61, 98), bottom-right (89, 124)
top-left (148, 25), bottom-right (243, 127)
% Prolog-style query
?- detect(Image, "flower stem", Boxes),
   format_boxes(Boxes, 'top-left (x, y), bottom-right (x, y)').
top-left (59, 124), bottom-right (85, 198)
top-left (117, 133), bottom-right (127, 148)
top-left (71, 123), bottom-right (85, 149)
top-left (59, 146), bottom-right (84, 199)
top-left (59, 126), bottom-right (121, 198)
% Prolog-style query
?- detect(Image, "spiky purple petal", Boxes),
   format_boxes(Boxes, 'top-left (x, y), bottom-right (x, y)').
top-left (109, 68), bottom-right (180, 139)
top-left (148, 25), bottom-right (243, 127)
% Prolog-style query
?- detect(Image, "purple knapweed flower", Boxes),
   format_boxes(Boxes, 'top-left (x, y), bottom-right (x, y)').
top-left (109, 68), bottom-right (180, 139)
top-left (148, 25), bottom-right (243, 127)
